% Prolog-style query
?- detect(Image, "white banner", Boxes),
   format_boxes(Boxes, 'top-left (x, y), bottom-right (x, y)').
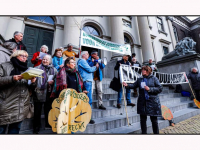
top-left (80, 30), bottom-right (131, 55)
top-left (119, 64), bottom-right (189, 85)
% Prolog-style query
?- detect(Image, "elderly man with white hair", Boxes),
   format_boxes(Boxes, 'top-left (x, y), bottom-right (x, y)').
top-left (77, 51), bottom-right (99, 124)
top-left (187, 67), bottom-right (200, 101)
top-left (31, 45), bottom-right (49, 67)
top-left (5, 31), bottom-right (27, 51)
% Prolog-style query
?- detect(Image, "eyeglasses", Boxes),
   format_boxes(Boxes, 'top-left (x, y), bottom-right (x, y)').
top-left (19, 55), bottom-right (28, 58)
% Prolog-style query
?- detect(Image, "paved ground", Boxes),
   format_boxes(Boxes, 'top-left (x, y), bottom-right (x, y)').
top-left (160, 114), bottom-right (200, 134)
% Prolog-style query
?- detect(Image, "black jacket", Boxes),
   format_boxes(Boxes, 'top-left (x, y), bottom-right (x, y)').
top-left (126, 74), bottom-right (163, 116)
top-left (114, 59), bottom-right (131, 78)
top-left (187, 72), bottom-right (200, 90)
top-left (6, 38), bottom-right (27, 51)
top-left (131, 61), bottom-right (141, 67)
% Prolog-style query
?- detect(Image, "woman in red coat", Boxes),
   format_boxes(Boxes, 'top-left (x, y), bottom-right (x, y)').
top-left (31, 45), bottom-right (48, 67)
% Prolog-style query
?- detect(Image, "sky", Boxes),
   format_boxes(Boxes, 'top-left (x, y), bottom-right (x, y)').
top-left (186, 16), bottom-right (200, 21)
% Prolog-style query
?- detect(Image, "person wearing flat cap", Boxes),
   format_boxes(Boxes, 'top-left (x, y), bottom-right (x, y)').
top-left (87, 50), bottom-right (106, 110)
top-left (114, 54), bottom-right (135, 109)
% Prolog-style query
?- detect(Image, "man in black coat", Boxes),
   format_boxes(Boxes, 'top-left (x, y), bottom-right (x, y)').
top-left (5, 31), bottom-right (27, 51)
top-left (187, 67), bottom-right (200, 101)
top-left (114, 54), bottom-right (135, 109)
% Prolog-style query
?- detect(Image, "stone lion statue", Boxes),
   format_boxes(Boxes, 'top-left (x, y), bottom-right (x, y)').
top-left (162, 37), bottom-right (196, 60)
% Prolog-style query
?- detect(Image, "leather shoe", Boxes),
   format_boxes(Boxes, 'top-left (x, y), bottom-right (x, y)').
top-left (117, 104), bottom-right (121, 109)
top-left (99, 105), bottom-right (106, 110)
top-left (127, 103), bottom-right (135, 107)
top-left (89, 119), bottom-right (95, 124)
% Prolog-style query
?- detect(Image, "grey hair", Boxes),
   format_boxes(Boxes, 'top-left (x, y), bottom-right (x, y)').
top-left (191, 67), bottom-right (198, 72)
top-left (3, 42), bottom-right (17, 50)
top-left (67, 43), bottom-right (73, 47)
top-left (40, 45), bottom-right (49, 52)
top-left (59, 47), bottom-right (64, 50)
top-left (43, 54), bottom-right (52, 64)
top-left (13, 31), bottom-right (23, 37)
top-left (81, 51), bottom-right (88, 58)
top-left (149, 58), bottom-right (153, 61)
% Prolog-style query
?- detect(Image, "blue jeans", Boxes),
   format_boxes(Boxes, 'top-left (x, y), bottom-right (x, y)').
top-left (117, 87), bottom-right (131, 104)
top-left (84, 81), bottom-right (93, 107)
top-left (0, 121), bottom-right (22, 134)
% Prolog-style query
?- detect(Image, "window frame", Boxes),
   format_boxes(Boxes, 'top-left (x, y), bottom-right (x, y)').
top-left (157, 17), bottom-right (164, 31)
top-left (27, 16), bottom-right (55, 25)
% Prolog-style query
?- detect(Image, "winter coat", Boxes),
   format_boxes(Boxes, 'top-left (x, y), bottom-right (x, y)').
top-left (126, 74), bottom-right (163, 116)
top-left (31, 52), bottom-right (42, 67)
top-left (87, 56), bottom-right (105, 81)
top-left (77, 59), bottom-right (97, 82)
top-left (52, 56), bottom-right (63, 72)
top-left (0, 45), bottom-right (12, 64)
top-left (32, 64), bottom-right (57, 102)
top-left (6, 38), bottom-right (27, 51)
top-left (114, 59), bottom-right (131, 78)
top-left (0, 62), bottom-right (35, 125)
top-left (187, 72), bottom-right (200, 90)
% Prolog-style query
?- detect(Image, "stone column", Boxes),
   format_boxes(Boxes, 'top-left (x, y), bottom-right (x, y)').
top-left (63, 17), bottom-right (81, 47)
top-left (166, 17), bottom-right (176, 50)
top-left (137, 16), bottom-right (154, 63)
top-left (0, 17), bottom-right (10, 38)
top-left (110, 17), bottom-right (124, 59)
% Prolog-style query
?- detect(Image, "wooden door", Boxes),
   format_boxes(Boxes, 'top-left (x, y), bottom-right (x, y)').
top-left (23, 25), bottom-right (54, 67)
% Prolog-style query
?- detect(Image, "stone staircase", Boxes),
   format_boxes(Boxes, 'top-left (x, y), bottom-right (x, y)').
top-left (20, 78), bottom-right (200, 134)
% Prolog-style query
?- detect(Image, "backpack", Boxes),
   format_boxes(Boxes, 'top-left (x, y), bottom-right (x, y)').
top-left (174, 84), bottom-right (182, 93)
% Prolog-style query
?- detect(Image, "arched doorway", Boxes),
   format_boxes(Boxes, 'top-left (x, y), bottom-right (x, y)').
top-left (23, 16), bottom-right (55, 67)
top-left (82, 25), bottom-right (101, 56)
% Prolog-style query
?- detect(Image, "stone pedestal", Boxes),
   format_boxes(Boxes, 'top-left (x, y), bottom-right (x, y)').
top-left (157, 53), bottom-right (200, 92)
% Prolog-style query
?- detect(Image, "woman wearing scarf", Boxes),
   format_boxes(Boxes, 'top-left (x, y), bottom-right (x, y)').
top-left (51, 57), bottom-right (87, 99)
top-left (32, 54), bottom-right (57, 134)
top-left (0, 50), bottom-right (36, 134)
top-left (123, 66), bottom-right (163, 134)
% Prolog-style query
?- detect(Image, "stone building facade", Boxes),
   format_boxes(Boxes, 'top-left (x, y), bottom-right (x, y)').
top-left (1, 16), bottom-right (198, 66)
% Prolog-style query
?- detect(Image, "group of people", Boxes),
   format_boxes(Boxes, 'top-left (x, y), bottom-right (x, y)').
top-left (0, 31), bottom-right (106, 134)
top-left (1, 31), bottom-right (198, 135)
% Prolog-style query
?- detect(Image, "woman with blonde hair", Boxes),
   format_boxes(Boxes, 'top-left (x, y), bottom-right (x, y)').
top-left (0, 50), bottom-right (36, 134)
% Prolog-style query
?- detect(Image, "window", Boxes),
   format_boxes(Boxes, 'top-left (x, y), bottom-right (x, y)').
top-left (163, 46), bottom-right (169, 55)
top-left (122, 19), bottom-right (132, 28)
top-left (124, 35), bottom-right (130, 44)
top-left (27, 16), bottom-right (55, 25)
top-left (173, 26), bottom-right (179, 43)
top-left (157, 17), bottom-right (164, 31)
top-left (82, 25), bottom-right (100, 36)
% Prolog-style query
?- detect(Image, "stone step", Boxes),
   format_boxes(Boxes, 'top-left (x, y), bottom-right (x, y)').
top-left (92, 94), bottom-right (188, 109)
top-left (78, 101), bottom-right (195, 134)
top-left (19, 100), bottom-right (195, 134)
top-left (92, 92), bottom-right (182, 100)
top-left (92, 97), bottom-right (190, 119)
top-left (99, 107), bottom-right (200, 134)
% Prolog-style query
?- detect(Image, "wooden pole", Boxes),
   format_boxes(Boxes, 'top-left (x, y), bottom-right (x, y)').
top-left (188, 80), bottom-right (196, 100)
top-left (122, 84), bottom-right (130, 126)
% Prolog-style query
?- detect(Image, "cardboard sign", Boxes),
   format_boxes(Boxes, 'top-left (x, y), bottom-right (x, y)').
top-left (48, 89), bottom-right (92, 134)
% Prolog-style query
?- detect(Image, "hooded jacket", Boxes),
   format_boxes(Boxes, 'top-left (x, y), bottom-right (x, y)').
top-left (0, 45), bottom-right (12, 64)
